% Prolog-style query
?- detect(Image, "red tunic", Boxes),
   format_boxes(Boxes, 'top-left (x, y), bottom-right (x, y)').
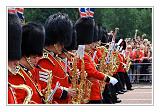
top-left (8, 86), bottom-right (17, 104)
top-left (94, 48), bottom-right (102, 64)
top-left (37, 51), bottom-right (71, 104)
top-left (77, 53), bottom-right (106, 101)
top-left (8, 65), bottom-right (43, 104)
top-left (117, 53), bottom-right (125, 73)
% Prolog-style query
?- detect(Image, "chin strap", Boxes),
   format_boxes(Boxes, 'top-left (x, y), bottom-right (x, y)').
top-left (25, 57), bottom-right (34, 69)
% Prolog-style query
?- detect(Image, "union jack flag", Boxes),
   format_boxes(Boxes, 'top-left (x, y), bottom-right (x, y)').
top-left (8, 8), bottom-right (17, 14)
top-left (16, 8), bottom-right (25, 22)
top-left (8, 8), bottom-right (25, 23)
top-left (79, 8), bottom-right (95, 18)
top-left (89, 8), bottom-right (95, 17)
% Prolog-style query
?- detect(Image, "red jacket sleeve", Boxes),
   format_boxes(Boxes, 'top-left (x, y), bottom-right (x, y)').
top-left (77, 54), bottom-right (105, 81)
top-left (37, 59), bottom-right (67, 100)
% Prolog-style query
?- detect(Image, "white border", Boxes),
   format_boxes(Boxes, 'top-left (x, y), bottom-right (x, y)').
top-left (1, 0), bottom-right (160, 112)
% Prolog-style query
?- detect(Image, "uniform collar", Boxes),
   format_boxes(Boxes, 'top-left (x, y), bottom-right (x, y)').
top-left (19, 64), bottom-right (29, 72)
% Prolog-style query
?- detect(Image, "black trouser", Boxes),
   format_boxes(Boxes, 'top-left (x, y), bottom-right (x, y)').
top-left (118, 72), bottom-right (125, 90)
top-left (108, 83), bottom-right (118, 103)
top-left (124, 72), bottom-right (132, 89)
top-left (119, 72), bottom-right (132, 90)
top-left (88, 100), bottom-right (103, 104)
top-left (113, 74), bottom-right (124, 92)
top-left (102, 83), bottom-right (113, 104)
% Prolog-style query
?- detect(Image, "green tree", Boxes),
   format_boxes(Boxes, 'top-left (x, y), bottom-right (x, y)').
top-left (24, 8), bottom-right (152, 41)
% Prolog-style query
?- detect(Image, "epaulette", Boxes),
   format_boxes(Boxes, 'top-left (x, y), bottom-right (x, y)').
top-left (15, 65), bottom-right (26, 82)
top-left (42, 52), bottom-right (49, 59)
top-left (39, 49), bottom-right (55, 66)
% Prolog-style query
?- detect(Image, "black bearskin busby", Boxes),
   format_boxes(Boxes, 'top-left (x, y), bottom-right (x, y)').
top-left (75, 17), bottom-right (95, 45)
top-left (45, 12), bottom-right (73, 47)
top-left (98, 24), bottom-right (103, 41)
top-left (8, 13), bottom-right (22, 61)
top-left (93, 24), bottom-right (99, 42)
top-left (101, 27), bottom-right (108, 43)
top-left (65, 29), bottom-right (78, 51)
top-left (22, 22), bottom-right (45, 57)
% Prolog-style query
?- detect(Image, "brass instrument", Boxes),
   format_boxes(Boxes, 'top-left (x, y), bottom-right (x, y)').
top-left (105, 27), bottom-right (120, 74)
top-left (74, 57), bottom-right (92, 104)
top-left (79, 58), bottom-right (92, 104)
top-left (83, 77), bottom-right (92, 103)
top-left (76, 58), bottom-right (85, 104)
top-left (98, 46), bottom-right (108, 93)
top-left (8, 83), bottom-right (33, 104)
top-left (124, 52), bottom-right (132, 72)
top-left (70, 56), bottom-right (79, 104)
top-left (109, 51), bottom-right (120, 74)
top-left (61, 50), bottom-right (81, 104)
top-left (75, 45), bottom-right (92, 104)
top-left (98, 46), bottom-right (107, 72)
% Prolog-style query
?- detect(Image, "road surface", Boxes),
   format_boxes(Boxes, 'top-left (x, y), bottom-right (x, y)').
top-left (118, 84), bottom-right (152, 104)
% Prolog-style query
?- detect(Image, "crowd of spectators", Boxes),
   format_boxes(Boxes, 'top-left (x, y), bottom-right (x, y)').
top-left (125, 34), bottom-right (152, 83)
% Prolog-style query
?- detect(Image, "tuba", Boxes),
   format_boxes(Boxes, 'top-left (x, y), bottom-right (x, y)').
top-left (8, 83), bottom-right (33, 104)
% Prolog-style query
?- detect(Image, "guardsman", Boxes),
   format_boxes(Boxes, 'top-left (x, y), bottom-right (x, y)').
top-left (37, 13), bottom-right (76, 104)
top-left (19, 22), bottom-right (46, 104)
top-left (120, 50), bottom-right (133, 91)
top-left (89, 24), bottom-right (102, 65)
top-left (75, 17), bottom-right (118, 104)
top-left (8, 13), bottom-right (32, 104)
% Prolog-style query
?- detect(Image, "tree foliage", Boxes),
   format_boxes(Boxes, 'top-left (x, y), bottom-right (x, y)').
top-left (24, 8), bottom-right (152, 41)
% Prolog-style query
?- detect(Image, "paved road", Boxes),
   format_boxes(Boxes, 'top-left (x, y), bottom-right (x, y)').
top-left (118, 84), bottom-right (152, 104)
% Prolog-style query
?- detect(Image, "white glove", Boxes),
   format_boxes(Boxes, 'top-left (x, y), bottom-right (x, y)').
top-left (108, 76), bottom-right (118, 85)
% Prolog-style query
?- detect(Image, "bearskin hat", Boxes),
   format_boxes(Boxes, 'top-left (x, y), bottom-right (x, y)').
top-left (22, 22), bottom-right (45, 57)
top-left (75, 17), bottom-right (95, 45)
top-left (98, 24), bottom-right (103, 41)
top-left (101, 27), bottom-right (108, 43)
top-left (65, 29), bottom-right (78, 51)
top-left (8, 13), bottom-right (22, 61)
top-left (45, 12), bottom-right (73, 47)
top-left (93, 24), bottom-right (99, 42)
